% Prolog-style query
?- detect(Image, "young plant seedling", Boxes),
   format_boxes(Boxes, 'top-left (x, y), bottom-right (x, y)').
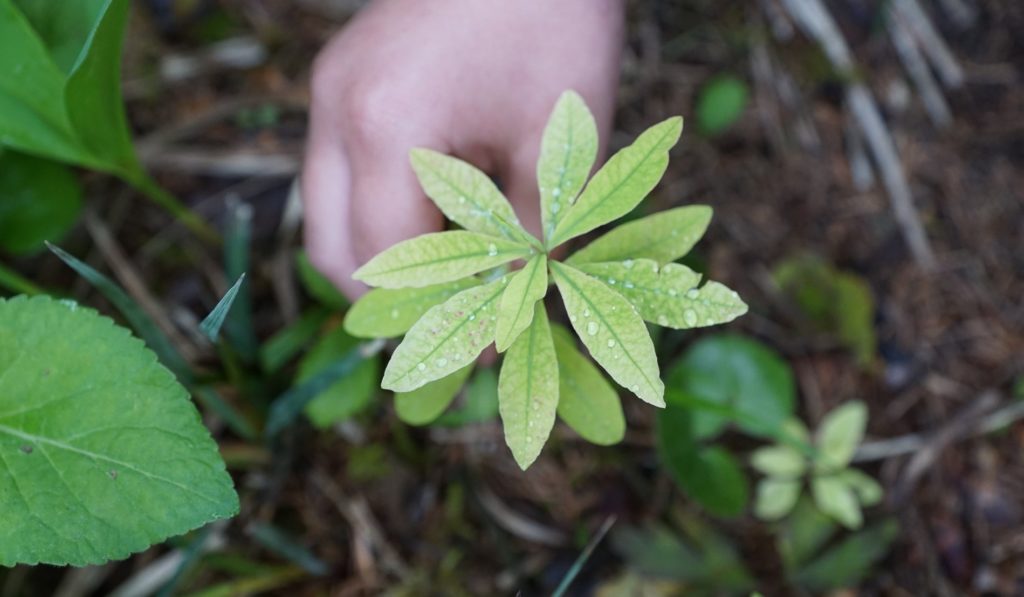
top-left (343, 91), bottom-right (748, 469)
top-left (751, 401), bottom-right (882, 528)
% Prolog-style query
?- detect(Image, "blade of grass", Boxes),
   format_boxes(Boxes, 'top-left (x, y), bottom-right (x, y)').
top-left (264, 339), bottom-right (385, 437)
top-left (155, 526), bottom-right (216, 597)
top-left (552, 515), bottom-right (617, 597)
top-left (223, 200), bottom-right (259, 362)
top-left (46, 241), bottom-right (192, 379)
top-left (131, 173), bottom-right (220, 244)
top-left (193, 386), bottom-right (258, 441)
top-left (246, 523), bottom-right (329, 577)
top-left (199, 274), bottom-right (247, 342)
top-left (183, 565), bottom-right (305, 597)
top-left (259, 308), bottom-right (330, 373)
top-left (0, 261), bottom-right (44, 295)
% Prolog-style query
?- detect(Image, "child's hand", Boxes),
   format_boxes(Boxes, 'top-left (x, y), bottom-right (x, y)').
top-left (301, 0), bottom-right (623, 298)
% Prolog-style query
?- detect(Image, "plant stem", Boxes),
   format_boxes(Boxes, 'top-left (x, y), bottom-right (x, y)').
top-left (0, 261), bottom-right (44, 295)
top-left (131, 173), bottom-right (221, 244)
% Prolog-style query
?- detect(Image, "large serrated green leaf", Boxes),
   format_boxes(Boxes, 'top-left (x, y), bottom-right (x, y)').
top-left (344, 279), bottom-right (479, 339)
top-left (410, 148), bottom-right (537, 246)
top-left (298, 325), bottom-right (380, 428)
top-left (550, 324), bottom-right (624, 446)
top-left (395, 364), bottom-right (473, 426)
top-left (498, 308), bottom-right (558, 469)
top-left (550, 262), bottom-right (664, 407)
top-left (382, 276), bottom-right (507, 392)
top-left (815, 401), bottom-right (867, 472)
top-left (494, 254), bottom-right (547, 352)
top-left (352, 231), bottom-right (531, 289)
top-left (548, 116), bottom-right (683, 248)
top-left (537, 90), bottom-right (598, 244)
top-left (0, 295), bottom-right (238, 566)
top-left (575, 259), bottom-right (747, 329)
top-left (568, 206), bottom-right (711, 265)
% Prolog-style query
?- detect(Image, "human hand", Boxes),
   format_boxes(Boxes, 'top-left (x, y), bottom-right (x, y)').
top-left (301, 0), bottom-right (624, 299)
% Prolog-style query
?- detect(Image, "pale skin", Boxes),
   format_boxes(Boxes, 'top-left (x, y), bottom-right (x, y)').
top-left (301, 0), bottom-right (625, 299)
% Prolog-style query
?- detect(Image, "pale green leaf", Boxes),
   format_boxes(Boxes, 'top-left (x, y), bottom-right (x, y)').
top-left (548, 116), bottom-right (683, 248)
top-left (751, 445), bottom-right (807, 478)
top-left (0, 295), bottom-right (238, 566)
top-left (495, 254), bottom-right (548, 352)
top-left (568, 206), bottom-right (712, 265)
top-left (812, 476), bottom-right (862, 529)
top-left (576, 259), bottom-right (747, 329)
top-left (343, 279), bottom-right (479, 339)
top-left (815, 401), bottom-right (867, 471)
top-left (395, 364), bottom-right (473, 426)
top-left (838, 469), bottom-right (883, 507)
top-left (382, 276), bottom-right (507, 392)
top-left (352, 231), bottom-right (531, 288)
top-left (550, 262), bottom-right (664, 407)
top-left (299, 326), bottom-right (380, 428)
top-left (498, 308), bottom-right (558, 469)
top-left (537, 90), bottom-right (598, 243)
top-left (551, 324), bottom-right (625, 446)
top-left (755, 478), bottom-right (802, 521)
top-left (410, 148), bottom-right (537, 246)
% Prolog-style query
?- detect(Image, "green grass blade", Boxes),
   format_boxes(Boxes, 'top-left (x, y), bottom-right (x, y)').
top-left (199, 274), bottom-right (246, 342)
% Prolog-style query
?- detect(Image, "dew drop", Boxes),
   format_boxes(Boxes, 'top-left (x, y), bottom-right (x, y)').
top-left (551, 201), bottom-right (561, 213)
top-left (469, 314), bottom-right (476, 320)
top-left (684, 309), bottom-right (698, 327)
top-left (569, 314), bottom-right (578, 323)
top-left (668, 289), bottom-right (678, 297)
top-left (436, 357), bottom-right (449, 368)
top-left (686, 289), bottom-right (700, 299)
top-left (652, 263), bottom-right (660, 273)
top-left (623, 259), bottom-right (634, 269)
top-left (607, 278), bottom-right (617, 285)
top-left (586, 322), bottom-right (599, 336)
top-left (630, 384), bottom-right (640, 393)
top-left (390, 309), bottom-right (400, 319)
top-left (583, 309), bottom-right (591, 317)
top-left (458, 195), bottom-right (467, 204)
top-left (417, 363), bottom-right (427, 371)
top-left (487, 243), bottom-right (498, 256)
top-left (624, 282), bottom-right (635, 289)
top-left (657, 315), bottom-right (669, 326)
top-left (607, 339), bottom-right (616, 348)
top-left (552, 188), bottom-right (561, 197)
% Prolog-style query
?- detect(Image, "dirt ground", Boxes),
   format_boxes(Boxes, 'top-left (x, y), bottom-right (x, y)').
top-left (8, 0), bottom-right (1023, 595)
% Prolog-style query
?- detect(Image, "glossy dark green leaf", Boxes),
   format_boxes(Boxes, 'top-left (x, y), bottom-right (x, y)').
top-left (696, 74), bottom-right (749, 135)
top-left (0, 150), bottom-right (81, 254)
top-left (656, 396), bottom-right (748, 517)
top-left (666, 334), bottom-right (795, 440)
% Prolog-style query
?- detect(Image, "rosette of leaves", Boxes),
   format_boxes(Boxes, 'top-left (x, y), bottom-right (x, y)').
top-left (343, 91), bottom-right (748, 469)
top-left (751, 401), bottom-right (883, 528)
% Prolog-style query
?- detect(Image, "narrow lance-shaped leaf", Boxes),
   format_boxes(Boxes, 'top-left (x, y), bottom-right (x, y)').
top-left (0, 296), bottom-right (238, 566)
top-left (568, 205), bottom-right (712, 265)
top-left (576, 259), bottom-right (747, 329)
top-left (395, 364), bottom-right (474, 426)
top-left (537, 90), bottom-right (598, 244)
top-left (410, 148), bottom-right (537, 247)
top-left (344, 279), bottom-right (479, 339)
top-left (495, 254), bottom-right (548, 352)
top-left (550, 324), bottom-right (625, 446)
top-left (382, 276), bottom-right (508, 392)
top-left (548, 116), bottom-right (683, 248)
top-left (551, 261), bottom-right (664, 407)
top-left (199, 274), bottom-right (246, 342)
top-left (353, 231), bottom-right (531, 289)
top-left (498, 308), bottom-right (558, 469)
